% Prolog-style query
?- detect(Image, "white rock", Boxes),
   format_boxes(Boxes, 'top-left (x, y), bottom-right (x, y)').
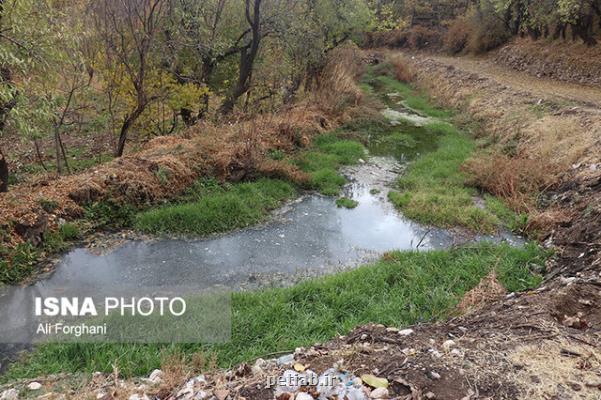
top-left (346, 387), bottom-right (369, 400)
top-left (450, 349), bottom-right (463, 357)
top-left (442, 340), bottom-right (456, 352)
top-left (398, 329), bottom-right (414, 336)
top-left (277, 354), bottom-right (295, 365)
top-left (28, 382), bottom-right (43, 391)
top-left (0, 389), bottom-right (18, 400)
top-left (369, 387), bottom-right (389, 398)
top-left (385, 327), bottom-right (398, 333)
top-left (296, 393), bottom-right (314, 400)
top-left (429, 371), bottom-right (441, 380)
top-left (96, 391), bottom-right (107, 400)
top-left (148, 369), bottom-right (163, 384)
top-left (194, 391), bottom-right (208, 400)
top-left (128, 395), bottom-right (149, 400)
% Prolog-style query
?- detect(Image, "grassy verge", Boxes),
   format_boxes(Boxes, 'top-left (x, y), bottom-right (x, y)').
top-left (362, 66), bottom-right (523, 234)
top-left (388, 123), bottom-right (495, 232)
top-left (2, 242), bottom-right (548, 381)
top-left (135, 179), bottom-right (296, 236)
top-left (294, 133), bottom-right (365, 196)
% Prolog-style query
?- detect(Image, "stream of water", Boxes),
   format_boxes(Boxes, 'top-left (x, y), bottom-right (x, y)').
top-left (0, 98), bottom-right (524, 370)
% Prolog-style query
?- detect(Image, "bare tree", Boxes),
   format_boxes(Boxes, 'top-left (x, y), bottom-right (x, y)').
top-left (92, 0), bottom-right (167, 157)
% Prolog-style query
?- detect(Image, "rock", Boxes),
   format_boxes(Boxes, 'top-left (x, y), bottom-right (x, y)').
top-left (428, 371), bottom-right (441, 380)
top-left (194, 391), bottom-right (208, 400)
top-left (277, 354), bottom-right (295, 365)
top-left (28, 382), bottom-right (43, 391)
top-left (0, 389), bottom-right (18, 400)
top-left (295, 393), bottom-right (313, 400)
top-left (385, 327), bottom-right (398, 333)
top-left (442, 340), bottom-right (455, 352)
top-left (214, 389), bottom-right (229, 400)
top-left (128, 395), bottom-right (149, 400)
top-left (148, 369), bottom-right (163, 384)
top-left (425, 392), bottom-right (436, 399)
top-left (398, 329), bottom-right (414, 336)
top-left (369, 387), bottom-right (389, 398)
top-left (95, 391), bottom-right (107, 399)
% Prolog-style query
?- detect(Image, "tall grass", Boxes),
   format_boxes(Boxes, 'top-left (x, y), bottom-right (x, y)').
top-left (135, 179), bottom-right (296, 235)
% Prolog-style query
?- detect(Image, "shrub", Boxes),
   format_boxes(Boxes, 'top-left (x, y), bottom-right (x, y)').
top-left (59, 223), bottom-right (81, 241)
top-left (445, 16), bottom-right (472, 54)
top-left (407, 26), bottom-right (443, 49)
top-left (466, 5), bottom-right (511, 53)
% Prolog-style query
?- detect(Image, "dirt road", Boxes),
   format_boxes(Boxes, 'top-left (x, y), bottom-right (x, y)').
top-left (427, 54), bottom-right (601, 110)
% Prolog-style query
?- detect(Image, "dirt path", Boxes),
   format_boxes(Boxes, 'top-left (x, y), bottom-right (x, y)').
top-left (427, 54), bottom-right (601, 110)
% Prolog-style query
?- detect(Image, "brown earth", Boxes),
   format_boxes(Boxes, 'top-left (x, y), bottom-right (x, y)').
top-left (494, 38), bottom-right (601, 89)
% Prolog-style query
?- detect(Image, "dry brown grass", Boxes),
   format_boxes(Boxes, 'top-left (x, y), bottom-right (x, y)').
top-left (508, 339), bottom-right (601, 399)
top-left (444, 16), bottom-right (471, 54)
top-left (386, 53), bottom-right (416, 82)
top-left (462, 152), bottom-right (551, 211)
top-left (457, 271), bottom-right (506, 314)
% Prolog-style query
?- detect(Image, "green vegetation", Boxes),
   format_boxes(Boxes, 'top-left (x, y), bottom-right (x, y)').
top-left (135, 179), bottom-right (296, 236)
top-left (336, 197), bottom-right (359, 209)
top-left (388, 123), bottom-right (502, 232)
top-left (295, 134), bottom-right (365, 196)
top-left (2, 242), bottom-right (548, 381)
top-left (0, 223), bottom-right (81, 284)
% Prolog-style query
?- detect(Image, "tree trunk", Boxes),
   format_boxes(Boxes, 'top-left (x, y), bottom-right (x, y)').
top-left (219, 0), bottom-right (262, 115)
top-left (0, 149), bottom-right (8, 193)
top-left (55, 131), bottom-right (63, 174)
top-left (115, 118), bottom-right (133, 157)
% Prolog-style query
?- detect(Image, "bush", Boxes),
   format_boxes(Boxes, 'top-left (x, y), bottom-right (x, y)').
top-left (407, 26), bottom-right (443, 49)
top-left (445, 16), bottom-right (472, 54)
top-left (466, 5), bottom-right (511, 53)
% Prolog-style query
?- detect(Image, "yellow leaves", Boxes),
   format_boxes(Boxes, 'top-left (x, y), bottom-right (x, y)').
top-left (360, 374), bottom-right (389, 389)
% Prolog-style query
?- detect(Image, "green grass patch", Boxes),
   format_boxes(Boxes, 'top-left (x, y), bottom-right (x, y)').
top-left (336, 197), bottom-right (359, 209)
top-left (2, 243), bottom-right (548, 381)
top-left (135, 179), bottom-right (296, 236)
top-left (295, 134), bottom-right (365, 196)
top-left (484, 195), bottom-right (529, 233)
top-left (388, 123), bottom-right (503, 232)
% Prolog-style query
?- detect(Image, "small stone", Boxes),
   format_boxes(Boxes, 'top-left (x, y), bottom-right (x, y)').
top-left (128, 395), bottom-right (149, 400)
top-left (369, 387), bottom-right (389, 398)
top-left (360, 334), bottom-right (369, 340)
top-left (194, 391), bottom-right (208, 400)
top-left (28, 382), bottom-right (43, 391)
top-left (425, 392), bottom-right (436, 399)
top-left (277, 354), bottom-right (295, 365)
top-left (96, 391), bottom-right (107, 400)
top-left (385, 327), bottom-right (398, 333)
top-left (442, 340), bottom-right (455, 352)
top-left (0, 389), bottom-right (18, 400)
top-left (428, 371), bottom-right (441, 380)
top-left (398, 329), bottom-right (414, 336)
top-left (450, 349), bottom-right (463, 357)
top-left (295, 393), bottom-right (313, 400)
top-left (214, 389), bottom-right (229, 400)
top-left (148, 369), bottom-right (163, 384)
